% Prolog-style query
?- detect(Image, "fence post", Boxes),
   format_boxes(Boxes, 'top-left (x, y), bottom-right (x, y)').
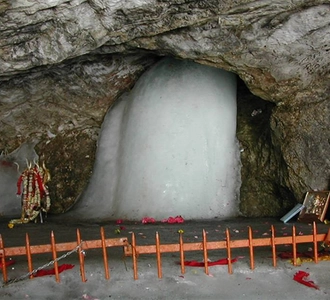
top-left (179, 232), bottom-right (185, 274)
top-left (100, 227), bottom-right (110, 280)
top-left (155, 232), bottom-right (162, 279)
top-left (271, 225), bottom-right (277, 267)
top-left (131, 232), bottom-right (138, 280)
top-left (226, 228), bottom-right (233, 274)
top-left (76, 229), bottom-right (86, 282)
top-left (50, 231), bottom-right (60, 282)
top-left (202, 229), bottom-right (209, 275)
top-left (313, 222), bottom-right (318, 264)
top-left (0, 234), bottom-right (8, 283)
top-left (248, 227), bottom-right (254, 270)
top-left (25, 233), bottom-right (33, 279)
top-left (292, 226), bottom-right (297, 266)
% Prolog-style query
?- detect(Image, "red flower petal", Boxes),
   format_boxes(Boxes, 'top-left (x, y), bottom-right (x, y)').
top-left (142, 217), bottom-right (156, 224)
top-left (162, 216), bottom-right (185, 223)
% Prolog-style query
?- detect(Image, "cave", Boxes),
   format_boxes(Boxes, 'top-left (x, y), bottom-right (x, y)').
top-left (0, 1), bottom-right (329, 222)
top-left (0, 54), bottom-right (296, 221)
top-left (1, 3), bottom-right (330, 299)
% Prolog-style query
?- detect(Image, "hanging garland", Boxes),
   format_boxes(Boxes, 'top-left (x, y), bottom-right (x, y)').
top-left (10, 161), bottom-right (51, 225)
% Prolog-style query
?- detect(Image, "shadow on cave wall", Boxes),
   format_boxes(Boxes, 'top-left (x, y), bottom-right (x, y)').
top-left (236, 78), bottom-right (295, 217)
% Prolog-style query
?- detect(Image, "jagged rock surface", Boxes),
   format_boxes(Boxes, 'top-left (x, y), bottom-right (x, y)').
top-left (0, 0), bottom-right (329, 216)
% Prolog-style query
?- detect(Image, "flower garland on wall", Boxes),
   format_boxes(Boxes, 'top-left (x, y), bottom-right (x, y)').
top-left (9, 161), bottom-right (51, 225)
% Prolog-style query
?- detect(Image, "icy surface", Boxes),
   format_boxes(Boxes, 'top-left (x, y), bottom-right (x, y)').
top-left (72, 57), bottom-right (241, 220)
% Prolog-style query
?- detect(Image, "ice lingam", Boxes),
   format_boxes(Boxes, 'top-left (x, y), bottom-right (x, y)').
top-left (70, 57), bottom-right (241, 221)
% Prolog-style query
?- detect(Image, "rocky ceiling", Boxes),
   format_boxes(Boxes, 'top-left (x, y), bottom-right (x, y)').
top-left (0, 0), bottom-right (329, 217)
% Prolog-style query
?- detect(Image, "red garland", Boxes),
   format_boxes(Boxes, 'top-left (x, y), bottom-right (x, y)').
top-left (34, 169), bottom-right (46, 198)
top-left (293, 270), bottom-right (319, 289)
top-left (16, 167), bottom-right (47, 199)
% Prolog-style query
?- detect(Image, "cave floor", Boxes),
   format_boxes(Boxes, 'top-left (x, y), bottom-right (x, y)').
top-left (0, 216), bottom-right (330, 299)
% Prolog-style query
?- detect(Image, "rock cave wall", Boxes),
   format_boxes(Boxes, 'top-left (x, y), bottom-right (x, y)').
top-left (0, 0), bottom-right (329, 219)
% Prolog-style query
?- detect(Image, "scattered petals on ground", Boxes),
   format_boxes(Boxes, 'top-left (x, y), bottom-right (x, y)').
top-left (162, 216), bottom-right (185, 223)
top-left (142, 217), bottom-right (156, 224)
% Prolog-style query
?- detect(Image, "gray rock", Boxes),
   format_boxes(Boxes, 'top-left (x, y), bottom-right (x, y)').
top-left (0, 0), bottom-right (329, 216)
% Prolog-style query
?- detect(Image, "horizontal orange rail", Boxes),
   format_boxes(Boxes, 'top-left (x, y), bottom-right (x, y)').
top-left (124, 234), bottom-right (327, 255)
top-left (3, 238), bottom-right (128, 256)
top-left (0, 222), bottom-right (329, 284)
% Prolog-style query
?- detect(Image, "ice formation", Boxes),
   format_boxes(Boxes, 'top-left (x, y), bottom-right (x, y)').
top-left (71, 57), bottom-right (241, 220)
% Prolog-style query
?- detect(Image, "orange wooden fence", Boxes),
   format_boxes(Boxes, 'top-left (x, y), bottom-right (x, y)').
top-left (0, 222), bottom-right (329, 285)
top-left (124, 222), bottom-right (330, 279)
top-left (0, 227), bottom-right (128, 284)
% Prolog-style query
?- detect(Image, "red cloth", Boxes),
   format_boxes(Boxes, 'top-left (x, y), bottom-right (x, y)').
top-left (16, 174), bottom-right (23, 195)
top-left (0, 260), bottom-right (15, 269)
top-left (293, 270), bottom-right (319, 289)
top-left (34, 169), bottom-right (46, 199)
top-left (178, 258), bottom-right (238, 267)
top-left (34, 264), bottom-right (74, 277)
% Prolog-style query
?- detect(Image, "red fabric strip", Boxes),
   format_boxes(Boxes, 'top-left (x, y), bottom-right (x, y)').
top-left (35, 264), bottom-right (74, 277)
top-left (0, 260), bottom-right (15, 269)
top-left (293, 271), bottom-right (319, 289)
top-left (16, 175), bottom-right (23, 195)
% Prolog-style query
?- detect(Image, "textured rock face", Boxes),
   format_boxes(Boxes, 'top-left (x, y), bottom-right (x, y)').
top-left (0, 54), bottom-right (159, 213)
top-left (0, 0), bottom-right (329, 217)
